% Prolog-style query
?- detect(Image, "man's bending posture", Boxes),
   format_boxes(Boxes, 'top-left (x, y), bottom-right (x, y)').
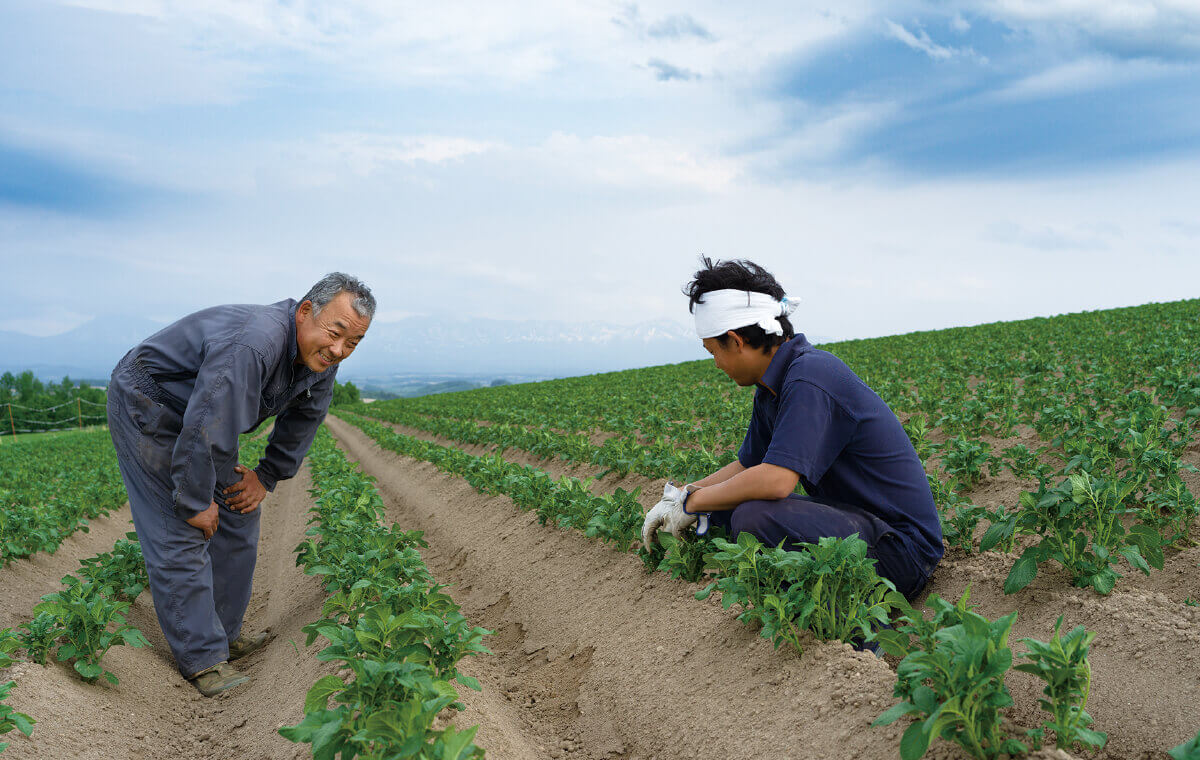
top-left (106, 272), bottom-right (374, 695)
top-left (642, 258), bottom-right (942, 600)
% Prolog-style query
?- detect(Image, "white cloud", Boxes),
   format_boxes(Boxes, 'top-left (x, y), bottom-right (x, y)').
top-left (977, 0), bottom-right (1200, 54)
top-left (884, 20), bottom-right (957, 60)
top-left (532, 133), bottom-right (741, 192)
top-left (988, 56), bottom-right (1184, 101)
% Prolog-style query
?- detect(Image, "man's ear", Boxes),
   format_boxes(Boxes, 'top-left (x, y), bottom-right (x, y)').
top-left (297, 300), bottom-right (313, 323)
top-left (725, 330), bottom-right (745, 351)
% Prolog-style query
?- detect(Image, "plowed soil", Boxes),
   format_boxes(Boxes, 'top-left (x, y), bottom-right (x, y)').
top-left (1, 414), bottom-right (1196, 760)
top-left (331, 414), bottom-right (1200, 760)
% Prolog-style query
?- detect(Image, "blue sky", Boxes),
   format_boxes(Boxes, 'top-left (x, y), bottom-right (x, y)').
top-left (2, 0), bottom-right (1198, 352)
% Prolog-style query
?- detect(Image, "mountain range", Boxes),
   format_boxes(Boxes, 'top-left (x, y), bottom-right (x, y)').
top-left (2, 313), bottom-right (710, 385)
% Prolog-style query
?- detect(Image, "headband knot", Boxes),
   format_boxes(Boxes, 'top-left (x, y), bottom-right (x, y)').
top-left (694, 289), bottom-right (799, 339)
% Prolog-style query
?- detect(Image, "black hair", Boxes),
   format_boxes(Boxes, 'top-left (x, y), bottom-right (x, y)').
top-left (683, 256), bottom-right (794, 354)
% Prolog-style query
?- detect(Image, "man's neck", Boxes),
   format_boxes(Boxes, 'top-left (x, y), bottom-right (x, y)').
top-left (751, 345), bottom-right (781, 386)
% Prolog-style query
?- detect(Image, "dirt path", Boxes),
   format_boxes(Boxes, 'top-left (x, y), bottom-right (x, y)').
top-left (0, 506), bottom-right (137, 631)
top-left (325, 414), bottom-right (919, 760)
top-left (329, 414), bottom-right (1200, 759)
top-left (1, 468), bottom-right (330, 760)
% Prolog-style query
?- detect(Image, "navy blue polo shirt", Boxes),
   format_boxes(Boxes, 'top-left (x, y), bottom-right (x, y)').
top-left (737, 334), bottom-right (943, 566)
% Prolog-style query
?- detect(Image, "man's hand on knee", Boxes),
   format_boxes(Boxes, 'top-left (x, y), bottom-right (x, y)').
top-left (186, 501), bottom-right (220, 540)
top-left (223, 465), bottom-right (267, 513)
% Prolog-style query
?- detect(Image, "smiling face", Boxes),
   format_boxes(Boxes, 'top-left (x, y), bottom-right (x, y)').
top-left (294, 291), bottom-right (371, 372)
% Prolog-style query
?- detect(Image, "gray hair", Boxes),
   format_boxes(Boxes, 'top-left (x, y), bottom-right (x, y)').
top-left (301, 272), bottom-right (376, 319)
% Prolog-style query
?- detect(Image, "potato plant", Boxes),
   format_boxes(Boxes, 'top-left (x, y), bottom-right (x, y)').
top-left (0, 429), bottom-right (127, 565)
top-left (0, 679), bottom-right (34, 755)
top-left (985, 472), bottom-right (1165, 595)
top-left (76, 532), bottom-right (148, 602)
top-left (338, 412), bottom-right (903, 657)
top-left (32, 575), bottom-right (150, 684)
top-left (1015, 616), bottom-right (1106, 752)
top-left (352, 299), bottom-right (1200, 599)
top-left (698, 532), bottom-right (902, 652)
top-left (280, 429), bottom-right (488, 760)
top-left (873, 591), bottom-right (1027, 759)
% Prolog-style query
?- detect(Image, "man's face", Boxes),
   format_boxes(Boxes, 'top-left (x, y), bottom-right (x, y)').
top-left (295, 291), bottom-right (371, 372)
top-left (702, 334), bottom-right (758, 387)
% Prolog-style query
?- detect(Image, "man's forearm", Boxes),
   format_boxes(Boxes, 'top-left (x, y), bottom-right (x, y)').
top-left (687, 459), bottom-right (746, 489)
top-left (684, 463), bottom-right (799, 512)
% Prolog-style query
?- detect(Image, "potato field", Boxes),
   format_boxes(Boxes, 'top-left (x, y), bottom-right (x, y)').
top-left (2, 299), bottom-right (1199, 760)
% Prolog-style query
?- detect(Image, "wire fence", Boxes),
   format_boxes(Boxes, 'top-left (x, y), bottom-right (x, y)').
top-left (1, 396), bottom-right (109, 440)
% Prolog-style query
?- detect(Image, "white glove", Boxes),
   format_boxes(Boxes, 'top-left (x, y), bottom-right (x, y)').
top-left (641, 482), bottom-right (696, 548)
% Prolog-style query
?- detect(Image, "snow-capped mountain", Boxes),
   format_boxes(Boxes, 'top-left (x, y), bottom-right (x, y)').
top-left (2, 314), bottom-right (707, 381)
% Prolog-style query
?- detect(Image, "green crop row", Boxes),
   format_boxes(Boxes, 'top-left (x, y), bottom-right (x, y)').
top-left (364, 300), bottom-right (1200, 449)
top-left (0, 428), bottom-right (127, 565)
top-left (278, 427), bottom-right (488, 760)
top-left (349, 401), bottom-right (734, 483)
top-left (359, 301), bottom-right (1200, 597)
top-left (873, 590), bottom-right (1106, 759)
top-left (334, 410), bottom-right (900, 654)
top-left (873, 594), bottom-right (1197, 760)
top-left (0, 532), bottom-right (153, 753)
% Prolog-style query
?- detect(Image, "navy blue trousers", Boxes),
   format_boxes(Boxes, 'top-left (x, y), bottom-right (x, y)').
top-left (106, 370), bottom-right (260, 678)
top-left (708, 494), bottom-right (932, 600)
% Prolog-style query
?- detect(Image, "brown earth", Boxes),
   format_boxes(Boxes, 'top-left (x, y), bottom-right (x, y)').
top-left (0, 468), bottom-right (331, 760)
top-left (337, 414), bottom-right (1200, 759)
top-left (1, 410), bottom-right (1195, 760)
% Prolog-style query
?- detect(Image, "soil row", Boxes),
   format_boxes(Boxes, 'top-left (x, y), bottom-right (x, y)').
top-left (333, 414), bottom-right (1200, 759)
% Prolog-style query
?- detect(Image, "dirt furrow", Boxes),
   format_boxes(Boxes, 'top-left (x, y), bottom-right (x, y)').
top-left (0, 506), bottom-right (137, 631)
top-left (360, 415), bottom-right (659, 499)
top-left (325, 413), bottom-right (910, 760)
top-left (2, 468), bottom-right (330, 760)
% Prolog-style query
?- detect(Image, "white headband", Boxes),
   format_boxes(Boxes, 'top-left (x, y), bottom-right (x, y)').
top-left (694, 289), bottom-right (799, 339)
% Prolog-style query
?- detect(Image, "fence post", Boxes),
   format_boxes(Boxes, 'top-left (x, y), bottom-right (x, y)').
top-left (7, 402), bottom-right (15, 441)
top-left (77, 397), bottom-right (83, 429)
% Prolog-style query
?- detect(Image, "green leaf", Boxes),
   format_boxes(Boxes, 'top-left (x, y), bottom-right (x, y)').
top-left (438, 724), bottom-right (481, 760)
top-left (978, 519), bottom-right (1014, 553)
top-left (1118, 544), bottom-right (1151, 574)
top-left (873, 702), bottom-right (916, 727)
top-left (303, 675), bottom-right (346, 713)
top-left (899, 721), bottom-right (933, 760)
top-left (1003, 549), bottom-right (1039, 594)
top-left (1072, 726), bottom-right (1107, 749)
top-left (12, 712), bottom-right (35, 737)
top-left (457, 674), bottom-right (482, 692)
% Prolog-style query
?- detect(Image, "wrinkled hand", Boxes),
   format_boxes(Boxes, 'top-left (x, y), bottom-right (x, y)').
top-left (640, 482), bottom-right (697, 548)
top-left (223, 465), bottom-right (267, 514)
top-left (186, 501), bottom-right (220, 540)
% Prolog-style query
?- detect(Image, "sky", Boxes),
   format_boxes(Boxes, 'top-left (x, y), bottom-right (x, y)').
top-left (2, 0), bottom-right (1199, 351)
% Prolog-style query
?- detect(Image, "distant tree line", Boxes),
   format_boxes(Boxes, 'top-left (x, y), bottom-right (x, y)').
top-left (0, 370), bottom-right (108, 434)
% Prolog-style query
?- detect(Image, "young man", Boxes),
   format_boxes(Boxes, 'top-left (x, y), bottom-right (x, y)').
top-left (641, 258), bottom-right (942, 599)
top-left (106, 272), bottom-right (374, 695)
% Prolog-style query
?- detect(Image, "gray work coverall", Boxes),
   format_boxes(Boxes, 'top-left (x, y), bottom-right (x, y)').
top-left (105, 298), bottom-right (335, 677)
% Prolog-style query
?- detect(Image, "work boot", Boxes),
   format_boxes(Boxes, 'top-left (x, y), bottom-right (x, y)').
top-left (189, 662), bottom-right (250, 697)
top-left (228, 631), bottom-right (269, 661)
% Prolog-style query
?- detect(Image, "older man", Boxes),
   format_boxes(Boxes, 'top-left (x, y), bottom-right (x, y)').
top-left (106, 272), bottom-right (374, 695)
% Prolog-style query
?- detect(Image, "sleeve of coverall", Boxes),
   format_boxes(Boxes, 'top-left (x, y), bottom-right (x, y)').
top-left (169, 341), bottom-right (268, 520)
top-left (254, 370), bottom-right (336, 491)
